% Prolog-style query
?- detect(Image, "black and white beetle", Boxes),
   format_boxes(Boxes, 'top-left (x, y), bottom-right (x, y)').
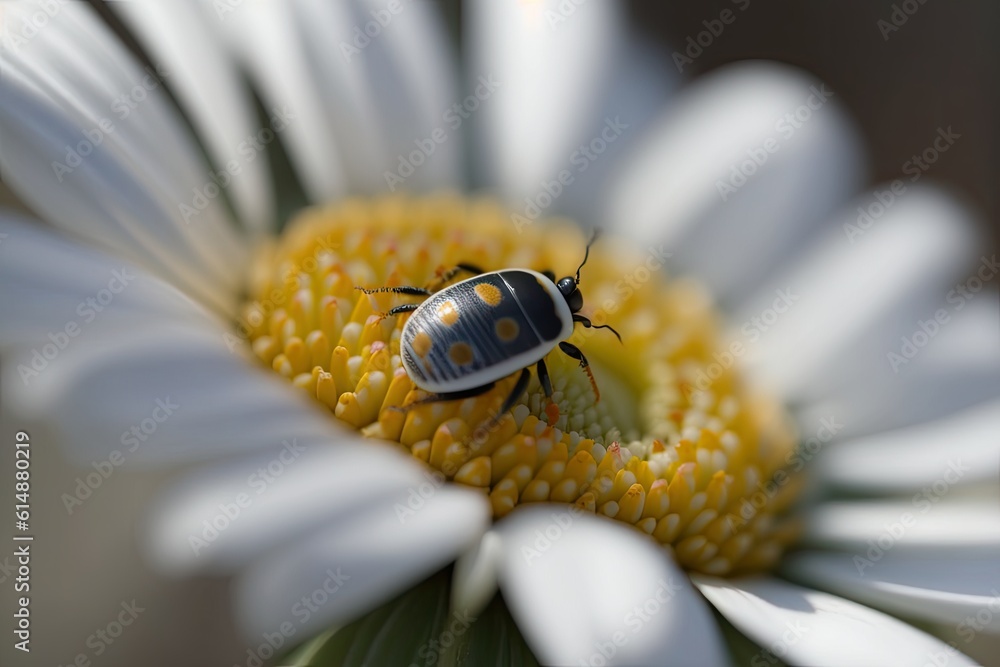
top-left (357, 230), bottom-right (621, 418)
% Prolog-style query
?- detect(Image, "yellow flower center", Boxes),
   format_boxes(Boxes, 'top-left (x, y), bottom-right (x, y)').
top-left (240, 194), bottom-right (802, 575)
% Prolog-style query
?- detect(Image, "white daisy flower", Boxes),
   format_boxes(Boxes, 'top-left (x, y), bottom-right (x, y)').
top-left (2, 1), bottom-right (997, 665)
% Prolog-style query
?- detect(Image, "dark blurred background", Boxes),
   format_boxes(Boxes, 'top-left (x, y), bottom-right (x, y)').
top-left (625, 0), bottom-right (998, 246)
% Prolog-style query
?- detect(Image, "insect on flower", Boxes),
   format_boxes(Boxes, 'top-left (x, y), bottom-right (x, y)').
top-left (356, 229), bottom-right (622, 418)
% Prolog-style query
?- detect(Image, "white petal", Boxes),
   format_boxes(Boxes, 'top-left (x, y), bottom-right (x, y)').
top-left (696, 576), bottom-right (977, 666)
top-left (495, 506), bottom-right (725, 666)
top-left (145, 439), bottom-right (428, 575)
top-left (816, 399), bottom-right (1000, 491)
top-left (296, 0), bottom-right (462, 192)
top-left (804, 499), bottom-right (1000, 556)
top-left (467, 0), bottom-right (631, 203)
top-left (796, 292), bottom-right (1000, 437)
top-left (606, 62), bottom-right (865, 301)
top-left (233, 485), bottom-right (489, 640)
top-left (733, 185), bottom-right (982, 403)
top-left (114, 0), bottom-right (274, 234)
top-left (784, 551), bottom-right (1000, 633)
top-left (201, 0), bottom-right (345, 202)
top-left (0, 213), bottom-right (215, 345)
top-left (210, 0), bottom-right (461, 198)
top-left (5, 322), bottom-right (338, 467)
top-left (451, 530), bottom-right (502, 618)
top-left (549, 38), bottom-right (678, 226)
top-left (0, 2), bottom-right (247, 314)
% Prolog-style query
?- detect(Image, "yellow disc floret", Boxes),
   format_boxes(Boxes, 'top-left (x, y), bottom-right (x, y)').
top-left (240, 194), bottom-right (802, 575)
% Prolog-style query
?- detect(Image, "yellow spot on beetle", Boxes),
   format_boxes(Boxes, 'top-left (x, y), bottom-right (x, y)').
top-left (412, 331), bottom-right (433, 357)
top-left (438, 300), bottom-right (459, 326)
top-left (495, 317), bottom-right (520, 342)
top-left (449, 342), bottom-right (474, 365)
top-left (474, 283), bottom-right (503, 307)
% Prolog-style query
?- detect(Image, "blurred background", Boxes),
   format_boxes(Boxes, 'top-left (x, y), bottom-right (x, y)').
top-left (626, 0), bottom-right (998, 248)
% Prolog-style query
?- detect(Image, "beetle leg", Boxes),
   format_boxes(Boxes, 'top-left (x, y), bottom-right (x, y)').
top-left (421, 367), bottom-right (528, 417)
top-left (558, 341), bottom-right (600, 402)
top-left (398, 381), bottom-right (498, 410)
top-left (536, 358), bottom-right (560, 425)
top-left (427, 263), bottom-right (486, 290)
top-left (354, 285), bottom-right (434, 296)
top-left (541, 269), bottom-right (556, 283)
top-left (499, 367), bottom-right (532, 416)
top-left (536, 358), bottom-right (553, 398)
top-left (572, 314), bottom-right (622, 343)
top-left (455, 262), bottom-right (486, 275)
top-left (390, 368), bottom-right (531, 436)
top-left (373, 302), bottom-right (420, 323)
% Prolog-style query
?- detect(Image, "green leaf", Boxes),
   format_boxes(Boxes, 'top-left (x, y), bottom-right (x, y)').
top-left (281, 569), bottom-right (540, 667)
top-left (447, 595), bottom-right (539, 667)
top-left (284, 570), bottom-right (449, 667)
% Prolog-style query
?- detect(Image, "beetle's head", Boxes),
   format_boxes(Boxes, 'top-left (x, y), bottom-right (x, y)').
top-left (557, 276), bottom-right (583, 312)
top-left (556, 228), bottom-right (602, 313)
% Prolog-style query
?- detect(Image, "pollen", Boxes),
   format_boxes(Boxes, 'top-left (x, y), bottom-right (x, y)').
top-left (239, 194), bottom-right (802, 576)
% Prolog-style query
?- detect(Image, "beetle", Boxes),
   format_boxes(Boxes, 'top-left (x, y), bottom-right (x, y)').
top-left (356, 229), bottom-right (621, 418)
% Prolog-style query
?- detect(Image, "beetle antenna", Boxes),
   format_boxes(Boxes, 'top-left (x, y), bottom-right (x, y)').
top-left (574, 228), bottom-right (601, 284)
